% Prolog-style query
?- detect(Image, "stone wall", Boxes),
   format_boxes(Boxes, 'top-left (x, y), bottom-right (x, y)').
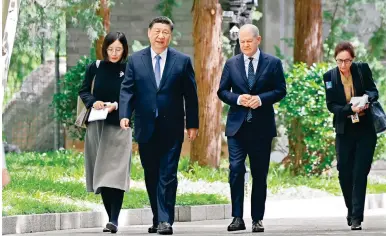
top-left (66, 0), bottom-right (194, 69)
top-left (3, 59), bottom-right (66, 151)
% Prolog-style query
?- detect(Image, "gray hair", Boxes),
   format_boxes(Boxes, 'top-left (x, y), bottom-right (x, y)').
top-left (239, 24), bottom-right (260, 37)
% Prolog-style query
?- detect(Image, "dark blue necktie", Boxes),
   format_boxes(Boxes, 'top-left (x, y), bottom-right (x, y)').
top-left (246, 57), bottom-right (254, 121)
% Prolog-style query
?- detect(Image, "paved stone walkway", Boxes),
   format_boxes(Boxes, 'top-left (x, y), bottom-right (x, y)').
top-left (7, 210), bottom-right (386, 236)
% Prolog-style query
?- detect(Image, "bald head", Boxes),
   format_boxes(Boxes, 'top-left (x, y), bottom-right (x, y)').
top-left (239, 24), bottom-right (260, 37)
top-left (239, 24), bottom-right (261, 57)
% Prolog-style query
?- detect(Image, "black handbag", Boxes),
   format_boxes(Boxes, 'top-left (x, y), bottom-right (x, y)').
top-left (370, 101), bottom-right (386, 133)
top-left (356, 63), bottom-right (386, 133)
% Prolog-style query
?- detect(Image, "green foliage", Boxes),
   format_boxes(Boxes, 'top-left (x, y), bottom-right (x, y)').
top-left (4, 151), bottom-right (386, 216)
top-left (154, 0), bottom-right (181, 21)
top-left (130, 155), bottom-right (229, 182)
top-left (154, 0), bottom-right (182, 46)
top-left (4, 48), bottom-right (41, 106)
top-left (2, 191), bottom-right (87, 216)
top-left (374, 135), bottom-right (386, 160)
top-left (178, 156), bottom-right (229, 182)
top-left (268, 162), bottom-right (386, 195)
top-left (278, 63), bottom-right (336, 175)
top-left (268, 163), bottom-right (341, 195)
top-left (176, 193), bottom-right (229, 206)
top-left (51, 39), bottom-right (147, 141)
top-left (273, 0), bottom-right (386, 170)
top-left (5, 0), bottom-right (107, 107)
top-left (3, 150), bottom-right (229, 216)
top-left (52, 56), bottom-right (94, 140)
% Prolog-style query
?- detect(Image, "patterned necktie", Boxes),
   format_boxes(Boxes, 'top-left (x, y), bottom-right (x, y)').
top-left (246, 57), bottom-right (255, 121)
top-left (155, 54), bottom-right (161, 88)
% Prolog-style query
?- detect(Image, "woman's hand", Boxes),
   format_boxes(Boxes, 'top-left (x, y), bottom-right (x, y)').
top-left (351, 105), bottom-right (364, 113)
top-left (107, 104), bottom-right (116, 113)
top-left (93, 101), bottom-right (104, 110)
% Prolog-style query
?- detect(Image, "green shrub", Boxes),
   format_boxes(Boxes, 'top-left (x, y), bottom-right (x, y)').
top-left (52, 56), bottom-right (94, 140)
top-left (278, 63), bottom-right (336, 175)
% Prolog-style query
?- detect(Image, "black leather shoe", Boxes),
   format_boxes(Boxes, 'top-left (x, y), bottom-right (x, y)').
top-left (227, 217), bottom-right (246, 232)
top-left (148, 224), bottom-right (158, 233)
top-left (351, 220), bottom-right (362, 230)
top-left (102, 227), bottom-right (110, 232)
top-left (252, 220), bottom-right (264, 232)
top-left (106, 222), bottom-right (118, 234)
top-left (157, 222), bottom-right (173, 235)
top-left (346, 216), bottom-right (352, 226)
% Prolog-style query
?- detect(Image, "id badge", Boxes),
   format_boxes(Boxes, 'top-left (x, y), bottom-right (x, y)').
top-left (351, 113), bottom-right (360, 123)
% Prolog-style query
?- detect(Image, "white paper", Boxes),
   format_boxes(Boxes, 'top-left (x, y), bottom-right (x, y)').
top-left (350, 94), bottom-right (368, 108)
top-left (88, 108), bottom-right (108, 122)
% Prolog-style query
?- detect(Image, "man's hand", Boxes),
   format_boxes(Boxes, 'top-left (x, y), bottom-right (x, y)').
top-left (187, 128), bottom-right (198, 141)
top-left (120, 118), bottom-right (130, 130)
top-left (239, 94), bottom-right (252, 107)
top-left (247, 96), bottom-right (261, 109)
top-left (93, 101), bottom-right (104, 110)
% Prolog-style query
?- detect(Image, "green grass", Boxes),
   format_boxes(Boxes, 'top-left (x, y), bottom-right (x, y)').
top-left (3, 150), bottom-right (386, 216)
top-left (3, 150), bottom-right (230, 216)
top-left (2, 191), bottom-right (88, 216)
top-left (267, 164), bottom-right (342, 195)
top-left (176, 193), bottom-right (229, 206)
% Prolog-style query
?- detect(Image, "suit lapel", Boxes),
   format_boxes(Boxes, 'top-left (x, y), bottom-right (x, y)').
top-left (236, 54), bottom-right (249, 88)
top-left (253, 51), bottom-right (269, 88)
top-left (141, 47), bottom-right (157, 90)
top-left (333, 67), bottom-right (347, 103)
top-left (158, 48), bottom-right (176, 90)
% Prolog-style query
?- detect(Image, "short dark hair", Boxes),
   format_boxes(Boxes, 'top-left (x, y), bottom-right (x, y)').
top-left (102, 31), bottom-right (129, 62)
top-left (334, 41), bottom-right (355, 58)
top-left (148, 16), bottom-right (174, 32)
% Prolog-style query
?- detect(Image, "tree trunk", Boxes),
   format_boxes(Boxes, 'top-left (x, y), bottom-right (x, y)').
top-left (95, 0), bottom-right (110, 60)
top-left (285, 0), bottom-right (322, 175)
top-left (2, 0), bottom-right (20, 104)
top-left (190, 0), bottom-right (223, 168)
top-left (294, 0), bottom-right (322, 65)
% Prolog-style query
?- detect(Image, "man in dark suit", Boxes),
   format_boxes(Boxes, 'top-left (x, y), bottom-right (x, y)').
top-left (119, 16), bottom-right (199, 235)
top-left (217, 24), bottom-right (286, 233)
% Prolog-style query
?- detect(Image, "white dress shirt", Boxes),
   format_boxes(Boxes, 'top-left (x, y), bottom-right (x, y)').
top-left (150, 47), bottom-right (168, 78)
top-left (237, 49), bottom-right (262, 106)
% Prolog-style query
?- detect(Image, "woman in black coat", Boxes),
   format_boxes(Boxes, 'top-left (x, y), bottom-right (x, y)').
top-left (323, 41), bottom-right (379, 231)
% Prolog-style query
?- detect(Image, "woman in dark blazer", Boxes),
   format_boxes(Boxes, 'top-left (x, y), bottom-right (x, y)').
top-left (79, 32), bottom-right (131, 234)
top-left (323, 41), bottom-right (379, 231)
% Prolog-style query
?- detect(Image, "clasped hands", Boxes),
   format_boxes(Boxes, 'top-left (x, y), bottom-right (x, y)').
top-left (239, 94), bottom-right (261, 109)
top-left (350, 94), bottom-right (369, 113)
top-left (351, 103), bottom-right (369, 113)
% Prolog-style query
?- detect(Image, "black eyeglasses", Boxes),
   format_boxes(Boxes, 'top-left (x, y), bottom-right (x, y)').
top-left (336, 59), bottom-right (353, 65)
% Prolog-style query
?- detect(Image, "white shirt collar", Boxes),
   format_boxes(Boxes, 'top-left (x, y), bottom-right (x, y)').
top-left (243, 48), bottom-right (260, 62)
top-left (150, 47), bottom-right (168, 60)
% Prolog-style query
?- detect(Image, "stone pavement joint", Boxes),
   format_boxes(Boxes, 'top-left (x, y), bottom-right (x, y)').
top-left (4, 212), bottom-right (386, 236)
